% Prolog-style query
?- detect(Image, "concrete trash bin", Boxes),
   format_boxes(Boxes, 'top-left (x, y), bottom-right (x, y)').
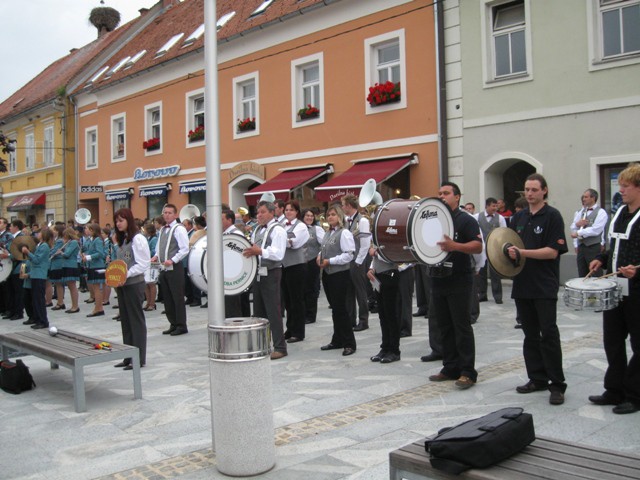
top-left (208, 317), bottom-right (275, 476)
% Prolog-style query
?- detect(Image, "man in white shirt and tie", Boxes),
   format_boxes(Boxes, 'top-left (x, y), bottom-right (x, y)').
top-left (474, 197), bottom-right (507, 304)
top-left (571, 189), bottom-right (608, 277)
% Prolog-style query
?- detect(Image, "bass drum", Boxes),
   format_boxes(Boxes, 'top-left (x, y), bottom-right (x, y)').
top-left (188, 234), bottom-right (258, 296)
top-left (407, 197), bottom-right (454, 266)
top-left (373, 199), bottom-right (417, 264)
top-left (0, 257), bottom-right (13, 283)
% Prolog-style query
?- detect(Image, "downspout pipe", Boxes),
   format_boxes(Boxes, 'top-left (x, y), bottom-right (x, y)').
top-left (434, 0), bottom-right (449, 183)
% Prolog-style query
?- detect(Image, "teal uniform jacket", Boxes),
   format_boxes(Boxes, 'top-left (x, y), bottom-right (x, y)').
top-left (25, 242), bottom-right (51, 280)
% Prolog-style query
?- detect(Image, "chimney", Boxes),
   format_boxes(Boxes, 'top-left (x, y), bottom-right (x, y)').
top-left (139, 8), bottom-right (150, 15)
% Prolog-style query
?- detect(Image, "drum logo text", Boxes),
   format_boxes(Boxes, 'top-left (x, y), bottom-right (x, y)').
top-left (420, 210), bottom-right (438, 220)
top-left (225, 241), bottom-right (243, 253)
top-left (386, 226), bottom-right (398, 235)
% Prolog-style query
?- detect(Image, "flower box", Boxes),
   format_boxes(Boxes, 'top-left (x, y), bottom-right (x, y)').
top-left (237, 117), bottom-right (256, 133)
top-left (143, 137), bottom-right (160, 151)
top-left (367, 81), bottom-right (401, 107)
top-left (188, 126), bottom-right (205, 142)
top-left (297, 104), bottom-right (320, 121)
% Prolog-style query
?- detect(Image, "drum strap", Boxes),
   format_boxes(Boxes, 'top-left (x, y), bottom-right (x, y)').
top-left (608, 206), bottom-right (640, 273)
top-left (162, 224), bottom-right (180, 265)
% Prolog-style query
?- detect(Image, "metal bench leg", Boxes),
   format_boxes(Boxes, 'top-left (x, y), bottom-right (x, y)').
top-left (131, 356), bottom-right (142, 400)
top-left (72, 366), bottom-right (86, 413)
top-left (50, 362), bottom-right (59, 370)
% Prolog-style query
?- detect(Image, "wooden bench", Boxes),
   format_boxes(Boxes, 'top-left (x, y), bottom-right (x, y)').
top-left (0, 329), bottom-right (142, 413)
top-left (390, 435), bottom-right (640, 480)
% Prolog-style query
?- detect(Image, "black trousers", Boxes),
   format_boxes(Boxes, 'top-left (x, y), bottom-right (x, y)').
top-left (31, 279), bottom-right (48, 326)
top-left (117, 282), bottom-right (147, 365)
top-left (159, 263), bottom-right (187, 330)
top-left (346, 261), bottom-right (369, 326)
top-left (576, 243), bottom-right (602, 278)
top-left (8, 273), bottom-right (25, 317)
top-left (515, 298), bottom-right (566, 392)
top-left (378, 271), bottom-right (400, 354)
top-left (603, 294), bottom-right (640, 403)
top-left (282, 263), bottom-right (307, 339)
top-left (224, 293), bottom-right (243, 318)
top-left (414, 265), bottom-right (430, 314)
top-left (396, 267), bottom-right (414, 336)
top-left (304, 258), bottom-right (321, 323)
top-left (253, 268), bottom-right (286, 354)
top-left (433, 275), bottom-right (477, 381)
top-left (323, 269), bottom-right (356, 350)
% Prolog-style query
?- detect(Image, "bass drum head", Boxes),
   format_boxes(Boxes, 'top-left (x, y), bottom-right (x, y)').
top-left (407, 197), bottom-right (454, 265)
top-left (188, 236), bottom-right (209, 292)
top-left (223, 235), bottom-right (257, 296)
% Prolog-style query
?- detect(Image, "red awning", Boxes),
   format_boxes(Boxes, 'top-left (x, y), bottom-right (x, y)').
top-left (244, 166), bottom-right (330, 206)
top-left (6, 193), bottom-right (46, 211)
top-left (314, 157), bottom-right (415, 202)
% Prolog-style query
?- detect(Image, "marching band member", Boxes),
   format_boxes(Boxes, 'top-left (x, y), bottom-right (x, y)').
top-left (143, 222), bottom-right (158, 311)
top-left (318, 205), bottom-right (357, 357)
top-left (1, 219), bottom-right (27, 321)
top-left (22, 227), bottom-right (53, 329)
top-left (112, 208), bottom-right (151, 370)
top-left (49, 225), bottom-right (66, 310)
top-left (101, 227), bottom-right (113, 306)
top-left (222, 210), bottom-right (243, 318)
top-left (302, 208), bottom-right (324, 325)
top-left (282, 200), bottom-right (309, 344)
top-left (82, 223), bottom-right (106, 317)
top-left (58, 228), bottom-right (81, 313)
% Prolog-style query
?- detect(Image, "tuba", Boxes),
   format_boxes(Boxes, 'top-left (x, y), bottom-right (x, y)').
top-left (74, 208), bottom-right (91, 225)
top-left (258, 191), bottom-right (276, 203)
top-left (357, 178), bottom-right (383, 232)
top-left (179, 204), bottom-right (200, 221)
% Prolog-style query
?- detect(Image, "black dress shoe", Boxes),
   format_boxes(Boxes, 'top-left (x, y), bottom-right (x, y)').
top-left (320, 343), bottom-right (341, 351)
top-left (495, 299), bottom-right (503, 304)
top-left (123, 364), bottom-right (144, 371)
top-left (380, 352), bottom-right (400, 364)
top-left (200, 303), bottom-right (208, 308)
top-left (23, 319), bottom-right (36, 325)
top-left (420, 353), bottom-right (442, 362)
top-left (45, 303), bottom-right (53, 308)
top-left (163, 327), bottom-right (176, 335)
top-left (189, 302), bottom-right (201, 307)
top-left (516, 381), bottom-right (548, 394)
top-left (514, 323), bottom-right (523, 329)
top-left (170, 328), bottom-right (188, 336)
top-left (114, 361), bottom-right (130, 368)
top-left (31, 324), bottom-right (48, 329)
top-left (400, 331), bottom-right (412, 338)
top-left (342, 347), bottom-right (356, 356)
top-left (613, 402), bottom-right (639, 415)
top-left (305, 319), bottom-right (316, 324)
top-left (286, 337), bottom-right (303, 343)
top-left (353, 323), bottom-right (369, 331)
top-left (589, 393), bottom-right (622, 406)
top-left (86, 311), bottom-right (105, 318)
top-left (9, 315), bottom-right (24, 321)
top-left (549, 391), bottom-right (565, 405)
top-left (370, 350), bottom-right (386, 362)
top-left (412, 310), bottom-right (427, 317)
top-left (478, 296), bottom-right (488, 302)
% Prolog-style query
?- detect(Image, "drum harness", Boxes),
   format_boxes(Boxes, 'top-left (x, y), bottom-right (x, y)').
top-left (607, 205), bottom-right (640, 294)
top-left (253, 221), bottom-right (285, 282)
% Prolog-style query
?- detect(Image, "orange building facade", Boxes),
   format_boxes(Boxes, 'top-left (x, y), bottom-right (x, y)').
top-left (73, 0), bottom-right (441, 224)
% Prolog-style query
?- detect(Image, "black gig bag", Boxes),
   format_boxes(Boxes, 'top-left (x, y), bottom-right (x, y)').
top-left (425, 407), bottom-right (535, 474)
top-left (0, 359), bottom-right (36, 394)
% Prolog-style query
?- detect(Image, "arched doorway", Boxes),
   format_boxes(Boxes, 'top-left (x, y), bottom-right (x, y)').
top-left (229, 175), bottom-right (261, 212)
top-left (480, 152), bottom-right (541, 212)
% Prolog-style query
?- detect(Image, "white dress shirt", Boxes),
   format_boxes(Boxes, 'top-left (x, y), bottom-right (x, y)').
top-left (255, 219), bottom-right (287, 263)
top-left (127, 233), bottom-right (151, 278)
top-left (327, 228), bottom-right (355, 265)
top-left (570, 206), bottom-right (608, 248)
top-left (349, 215), bottom-right (371, 265)
top-left (164, 220), bottom-right (190, 263)
top-left (284, 218), bottom-right (310, 249)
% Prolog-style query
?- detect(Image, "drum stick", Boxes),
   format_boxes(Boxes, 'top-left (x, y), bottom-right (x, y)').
top-left (596, 264), bottom-right (640, 280)
top-left (583, 270), bottom-right (594, 280)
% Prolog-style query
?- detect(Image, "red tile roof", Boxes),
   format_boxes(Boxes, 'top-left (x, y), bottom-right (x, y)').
top-left (0, 16), bottom-right (144, 120)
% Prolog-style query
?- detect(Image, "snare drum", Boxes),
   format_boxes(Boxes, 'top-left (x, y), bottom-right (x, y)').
top-left (373, 197), bottom-right (454, 265)
top-left (144, 262), bottom-right (161, 284)
top-left (563, 277), bottom-right (621, 311)
top-left (188, 235), bottom-right (258, 296)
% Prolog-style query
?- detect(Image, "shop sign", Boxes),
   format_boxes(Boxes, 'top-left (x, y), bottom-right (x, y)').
top-left (133, 165), bottom-right (180, 181)
top-left (228, 161), bottom-right (265, 182)
top-left (80, 186), bottom-right (104, 193)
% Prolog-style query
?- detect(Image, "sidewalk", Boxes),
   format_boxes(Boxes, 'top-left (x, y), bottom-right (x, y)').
top-left (1, 283), bottom-right (639, 479)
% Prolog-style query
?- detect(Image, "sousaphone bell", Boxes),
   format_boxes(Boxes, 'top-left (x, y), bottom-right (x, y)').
top-left (10, 235), bottom-right (36, 261)
top-left (179, 204), bottom-right (201, 221)
top-left (258, 191), bottom-right (276, 203)
top-left (486, 227), bottom-right (526, 278)
top-left (74, 208), bottom-right (92, 225)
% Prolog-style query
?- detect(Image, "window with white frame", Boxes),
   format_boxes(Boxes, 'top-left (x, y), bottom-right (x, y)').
top-left (600, 0), bottom-right (640, 58)
top-left (365, 30), bottom-right (406, 113)
top-left (291, 53), bottom-right (324, 125)
top-left (8, 141), bottom-right (16, 173)
top-left (86, 128), bottom-right (98, 168)
top-left (233, 72), bottom-right (259, 137)
top-left (144, 102), bottom-right (162, 153)
top-left (43, 125), bottom-right (54, 166)
top-left (481, 0), bottom-right (532, 85)
top-left (492, 1), bottom-right (527, 77)
top-left (25, 132), bottom-right (35, 170)
top-left (186, 90), bottom-right (205, 143)
top-left (112, 114), bottom-right (126, 159)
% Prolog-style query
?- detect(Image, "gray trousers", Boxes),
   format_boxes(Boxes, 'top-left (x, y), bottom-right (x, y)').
top-left (478, 264), bottom-right (502, 302)
top-left (253, 268), bottom-right (286, 353)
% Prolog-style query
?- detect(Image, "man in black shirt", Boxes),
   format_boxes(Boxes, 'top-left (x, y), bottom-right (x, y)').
top-left (588, 163), bottom-right (640, 415)
top-left (428, 182), bottom-right (483, 389)
top-left (508, 173), bottom-right (568, 405)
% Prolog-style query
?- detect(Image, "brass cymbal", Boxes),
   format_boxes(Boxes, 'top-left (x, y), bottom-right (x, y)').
top-left (486, 227), bottom-right (526, 279)
top-left (10, 235), bottom-right (36, 261)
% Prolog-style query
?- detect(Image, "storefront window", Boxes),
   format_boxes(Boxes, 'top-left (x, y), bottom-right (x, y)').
top-left (148, 195), bottom-right (167, 220)
top-left (600, 163), bottom-right (627, 214)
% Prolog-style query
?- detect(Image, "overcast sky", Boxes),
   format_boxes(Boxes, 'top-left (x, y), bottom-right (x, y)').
top-left (0, 0), bottom-right (154, 103)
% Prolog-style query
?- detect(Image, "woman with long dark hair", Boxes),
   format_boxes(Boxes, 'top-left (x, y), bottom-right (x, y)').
top-left (22, 227), bottom-right (53, 329)
top-left (112, 208), bottom-right (151, 370)
top-left (82, 223), bottom-right (106, 317)
top-left (302, 208), bottom-right (324, 325)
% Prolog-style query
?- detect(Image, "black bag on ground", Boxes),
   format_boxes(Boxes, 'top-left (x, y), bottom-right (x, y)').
top-left (425, 407), bottom-right (535, 474)
top-left (0, 359), bottom-right (36, 394)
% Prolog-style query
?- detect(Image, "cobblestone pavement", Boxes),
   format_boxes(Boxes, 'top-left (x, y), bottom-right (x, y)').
top-left (1, 282), bottom-right (638, 479)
